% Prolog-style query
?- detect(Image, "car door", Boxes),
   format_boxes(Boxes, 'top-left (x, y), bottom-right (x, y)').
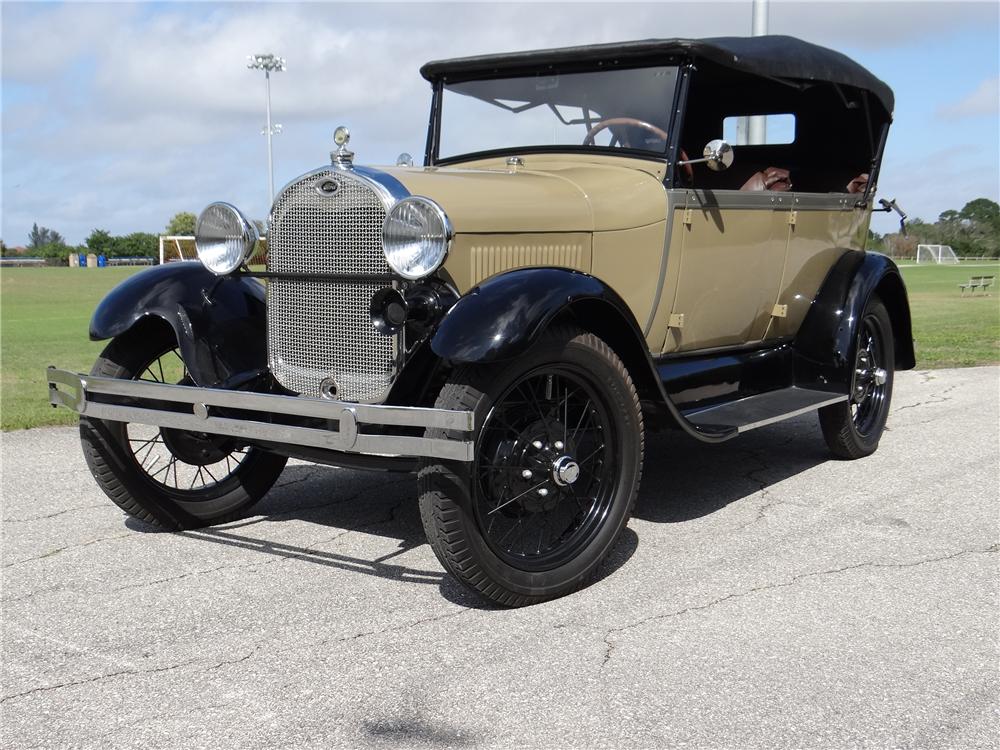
top-left (660, 190), bottom-right (789, 353)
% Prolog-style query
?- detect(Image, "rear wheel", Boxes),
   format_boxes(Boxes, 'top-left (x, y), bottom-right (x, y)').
top-left (819, 295), bottom-right (895, 459)
top-left (418, 325), bottom-right (644, 607)
top-left (80, 326), bottom-right (287, 529)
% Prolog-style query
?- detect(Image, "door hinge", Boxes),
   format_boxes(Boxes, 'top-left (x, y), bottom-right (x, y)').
top-left (771, 304), bottom-right (788, 318)
top-left (682, 208), bottom-right (693, 226)
top-left (787, 210), bottom-right (797, 226)
top-left (668, 313), bottom-right (685, 329)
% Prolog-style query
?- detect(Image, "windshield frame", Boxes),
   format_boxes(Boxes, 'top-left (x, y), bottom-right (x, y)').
top-left (424, 63), bottom-right (687, 169)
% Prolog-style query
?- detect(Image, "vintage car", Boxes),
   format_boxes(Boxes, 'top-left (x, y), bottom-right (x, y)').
top-left (48, 35), bottom-right (913, 607)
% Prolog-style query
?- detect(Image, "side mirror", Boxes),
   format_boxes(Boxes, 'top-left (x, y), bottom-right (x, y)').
top-left (703, 139), bottom-right (734, 172)
top-left (676, 139), bottom-right (735, 172)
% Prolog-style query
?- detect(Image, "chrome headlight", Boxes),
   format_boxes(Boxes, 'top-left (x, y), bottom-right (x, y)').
top-left (195, 202), bottom-right (258, 275)
top-left (382, 197), bottom-right (453, 280)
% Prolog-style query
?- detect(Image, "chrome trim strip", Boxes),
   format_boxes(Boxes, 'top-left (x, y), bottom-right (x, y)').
top-left (736, 395), bottom-right (847, 434)
top-left (47, 368), bottom-right (474, 462)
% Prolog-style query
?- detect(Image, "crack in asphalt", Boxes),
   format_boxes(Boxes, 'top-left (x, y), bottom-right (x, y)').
top-left (3, 503), bottom-right (110, 524)
top-left (731, 437), bottom-right (804, 532)
top-left (600, 544), bottom-right (999, 667)
top-left (0, 656), bottom-right (207, 704)
top-left (893, 383), bottom-right (958, 413)
top-left (2, 531), bottom-right (135, 569)
top-left (1, 607), bottom-right (472, 704)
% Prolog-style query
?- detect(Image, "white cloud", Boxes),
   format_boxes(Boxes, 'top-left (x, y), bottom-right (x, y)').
top-left (937, 76), bottom-right (1000, 119)
top-left (2, 1), bottom-right (998, 244)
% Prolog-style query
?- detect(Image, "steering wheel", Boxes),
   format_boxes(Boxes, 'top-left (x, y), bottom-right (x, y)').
top-left (582, 117), bottom-right (693, 182)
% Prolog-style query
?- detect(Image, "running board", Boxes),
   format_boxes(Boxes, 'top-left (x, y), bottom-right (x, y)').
top-left (683, 387), bottom-right (847, 434)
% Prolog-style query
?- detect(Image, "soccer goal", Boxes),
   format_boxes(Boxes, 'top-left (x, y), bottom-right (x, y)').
top-left (159, 235), bottom-right (195, 264)
top-left (916, 244), bottom-right (959, 264)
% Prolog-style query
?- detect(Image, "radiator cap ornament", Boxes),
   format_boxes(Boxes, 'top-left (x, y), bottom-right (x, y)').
top-left (331, 126), bottom-right (354, 168)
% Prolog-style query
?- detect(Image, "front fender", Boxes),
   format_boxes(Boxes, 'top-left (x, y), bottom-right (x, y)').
top-left (794, 251), bottom-right (915, 390)
top-left (90, 262), bottom-right (267, 387)
top-left (430, 268), bottom-right (640, 363)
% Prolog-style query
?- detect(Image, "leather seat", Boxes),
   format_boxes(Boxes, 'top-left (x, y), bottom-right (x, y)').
top-left (740, 166), bottom-right (792, 192)
top-left (846, 173), bottom-right (869, 193)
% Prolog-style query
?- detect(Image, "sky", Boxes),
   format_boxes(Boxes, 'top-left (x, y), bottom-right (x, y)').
top-left (1, 0), bottom-right (998, 246)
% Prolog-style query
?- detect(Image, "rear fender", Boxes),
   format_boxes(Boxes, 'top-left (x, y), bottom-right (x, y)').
top-left (89, 262), bottom-right (268, 387)
top-left (794, 251), bottom-right (915, 391)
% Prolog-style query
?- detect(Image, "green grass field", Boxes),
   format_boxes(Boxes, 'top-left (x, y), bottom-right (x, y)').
top-left (2, 261), bottom-right (998, 430)
top-left (1, 267), bottom-right (145, 430)
top-left (898, 261), bottom-right (1000, 368)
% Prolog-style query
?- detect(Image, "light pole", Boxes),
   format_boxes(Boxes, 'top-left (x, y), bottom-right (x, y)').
top-left (737, 0), bottom-right (769, 145)
top-left (247, 53), bottom-right (286, 207)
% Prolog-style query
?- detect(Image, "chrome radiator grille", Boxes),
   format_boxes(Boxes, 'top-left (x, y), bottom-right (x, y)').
top-left (267, 170), bottom-right (397, 402)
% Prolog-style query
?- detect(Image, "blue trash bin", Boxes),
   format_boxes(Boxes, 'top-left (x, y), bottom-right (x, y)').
top-left (97, 255), bottom-right (107, 267)
top-left (78, 253), bottom-right (87, 267)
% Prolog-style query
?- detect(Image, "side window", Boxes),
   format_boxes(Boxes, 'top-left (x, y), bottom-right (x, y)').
top-left (722, 114), bottom-right (796, 145)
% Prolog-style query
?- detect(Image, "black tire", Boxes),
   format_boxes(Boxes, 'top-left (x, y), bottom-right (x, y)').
top-left (819, 295), bottom-right (895, 459)
top-left (80, 325), bottom-right (287, 530)
top-left (418, 325), bottom-right (644, 607)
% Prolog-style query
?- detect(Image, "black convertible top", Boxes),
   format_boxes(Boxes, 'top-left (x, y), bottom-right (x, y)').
top-left (420, 35), bottom-right (893, 115)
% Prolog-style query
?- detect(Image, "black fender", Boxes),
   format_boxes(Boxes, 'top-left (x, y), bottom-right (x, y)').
top-left (430, 267), bottom-right (734, 442)
top-left (89, 262), bottom-right (268, 387)
top-left (794, 250), bottom-right (915, 391)
top-left (430, 268), bottom-right (644, 363)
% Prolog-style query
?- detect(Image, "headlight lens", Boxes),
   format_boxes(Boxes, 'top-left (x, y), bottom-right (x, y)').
top-left (195, 202), bottom-right (258, 275)
top-left (382, 197), bottom-right (452, 280)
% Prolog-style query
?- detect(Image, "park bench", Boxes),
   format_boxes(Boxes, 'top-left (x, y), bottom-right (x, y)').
top-left (958, 275), bottom-right (995, 294)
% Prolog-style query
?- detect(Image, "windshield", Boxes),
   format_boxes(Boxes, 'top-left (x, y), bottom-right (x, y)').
top-left (438, 66), bottom-right (679, 161)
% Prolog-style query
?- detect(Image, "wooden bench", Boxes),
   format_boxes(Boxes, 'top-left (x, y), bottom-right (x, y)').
top-left (958, 275), bottom-right (995, 294)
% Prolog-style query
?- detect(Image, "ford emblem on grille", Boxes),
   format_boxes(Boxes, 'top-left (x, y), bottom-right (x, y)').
top-left (315, 178), bottom-right (340, 196)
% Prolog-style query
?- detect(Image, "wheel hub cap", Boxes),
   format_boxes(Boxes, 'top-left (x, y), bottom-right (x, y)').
top-left (552, 455), bottom-right (580, 487)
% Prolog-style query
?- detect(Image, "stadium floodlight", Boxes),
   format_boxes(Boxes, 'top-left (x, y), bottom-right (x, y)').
top-left (247, 53), bottom-right (286, 207)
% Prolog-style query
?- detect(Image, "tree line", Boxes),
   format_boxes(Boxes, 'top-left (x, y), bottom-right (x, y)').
top-left (1, 213), bottom-right (197, 266)
top-left (870, 197), bottom-right (999, 258)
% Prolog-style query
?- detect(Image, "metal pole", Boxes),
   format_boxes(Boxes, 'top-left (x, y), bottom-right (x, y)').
top-left (265, 69), bottom-right (274, 206)
top-left (247, 53), bottom-right (284, 209)
top-left (747, 0), bottom-right (769, 145)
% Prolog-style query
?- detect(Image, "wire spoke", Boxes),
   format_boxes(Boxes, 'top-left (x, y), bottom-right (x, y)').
top-left (488, 480), bottom-right (549, 515)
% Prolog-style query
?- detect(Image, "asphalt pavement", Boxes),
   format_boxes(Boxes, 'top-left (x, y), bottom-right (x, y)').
top-left (2, 366), bottom-right (998, 749)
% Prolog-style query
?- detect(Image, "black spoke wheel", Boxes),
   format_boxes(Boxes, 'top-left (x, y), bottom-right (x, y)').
top-left (475, 367), bottom-right (618, 571)
top-left (80, 323), bottom-right (287, 529)
top-left (819, 295), bottom-right (895, 459)
top-left (418, 325), bottom-right (644, 607)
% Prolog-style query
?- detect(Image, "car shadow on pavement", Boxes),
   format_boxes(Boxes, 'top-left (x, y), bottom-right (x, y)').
top-left (123, 414), bottom-right (826, 605)
top-left (633, 413), bottom-right (833, 524)
top-left (125, 464), bottom-right (639, 609)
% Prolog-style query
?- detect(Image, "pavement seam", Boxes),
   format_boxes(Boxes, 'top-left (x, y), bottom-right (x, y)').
top-left (0, 656), bottom-right (207, 704)
top-left (3, 503), bottom-right (110, 524)
top-left (600, 543), bottom-right (999, 667)
top-left (2, 530), bottom-right (135, 569)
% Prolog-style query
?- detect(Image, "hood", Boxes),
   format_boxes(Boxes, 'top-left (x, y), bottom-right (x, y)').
top-left (378, 159), bottom-right (667, 233)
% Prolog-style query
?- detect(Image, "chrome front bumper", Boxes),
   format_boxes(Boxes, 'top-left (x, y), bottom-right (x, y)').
top-left (47, 367), bottom-right (474, 462)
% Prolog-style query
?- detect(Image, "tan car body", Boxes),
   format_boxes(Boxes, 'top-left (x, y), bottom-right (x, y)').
top-left (382, 153), bottom-right (872, 355)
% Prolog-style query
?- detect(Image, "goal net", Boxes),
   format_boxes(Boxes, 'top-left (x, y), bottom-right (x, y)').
top-left (158, 236), bottom-right (267, 265)
top-left (916, 244), bottom-right (958, 264)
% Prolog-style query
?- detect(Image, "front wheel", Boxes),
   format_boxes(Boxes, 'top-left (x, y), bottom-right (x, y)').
top-left (819, 295), bottom-right (895, 459)
top-left (418, 325), bottom-right (644, 607)
top-left (80, 325), bottom-right (287, 530)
